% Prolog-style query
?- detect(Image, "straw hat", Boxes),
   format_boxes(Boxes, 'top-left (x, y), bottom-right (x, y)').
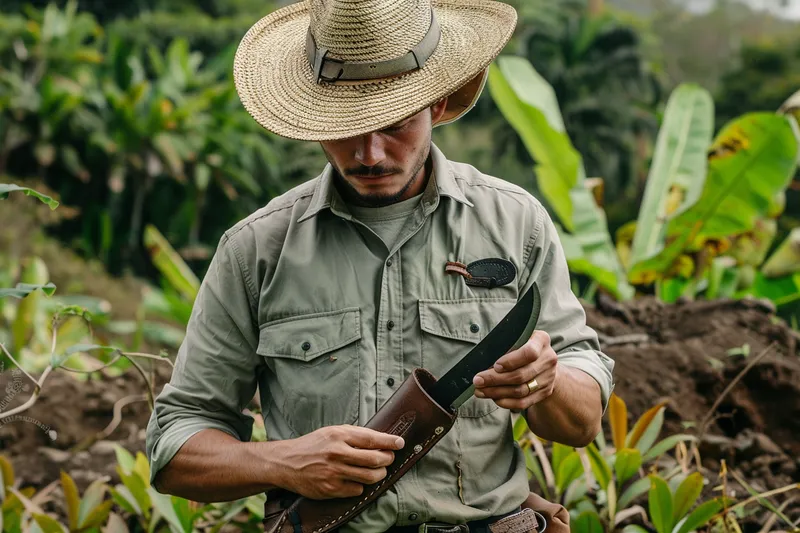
top-left (233, 0), bottom-right (517, 141)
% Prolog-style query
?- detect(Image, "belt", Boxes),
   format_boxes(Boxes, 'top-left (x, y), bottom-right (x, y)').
top-left (386, 507), bottom-right (522, 533)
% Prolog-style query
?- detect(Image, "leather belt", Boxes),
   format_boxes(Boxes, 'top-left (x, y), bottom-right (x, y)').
top-left (386, 507), bottom-right (522, 533)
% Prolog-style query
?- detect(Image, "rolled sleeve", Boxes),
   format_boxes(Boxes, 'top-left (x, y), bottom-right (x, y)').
top-left (146, 232), bottom-right (261, 489)
top-left (519, 200), bottom-right (615, 411)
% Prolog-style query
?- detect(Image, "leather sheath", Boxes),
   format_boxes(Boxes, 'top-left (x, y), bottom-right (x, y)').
top-left (263, 368), bottom-right (458, 533)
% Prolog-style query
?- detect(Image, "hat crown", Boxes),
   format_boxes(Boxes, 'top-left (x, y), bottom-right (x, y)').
top-left (309, 0), bottom-right (432, 62)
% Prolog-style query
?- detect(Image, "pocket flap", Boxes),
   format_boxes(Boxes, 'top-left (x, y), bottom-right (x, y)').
top-left (258, 308), bottom-right (361, 362)
top-left (418, 298), bottom-right (517, 343)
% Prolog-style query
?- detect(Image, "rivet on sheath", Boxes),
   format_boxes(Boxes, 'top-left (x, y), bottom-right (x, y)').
top-left (435, 426), bottom-right (444, 435)
top-left (414, 444), bottom-right (423, 454)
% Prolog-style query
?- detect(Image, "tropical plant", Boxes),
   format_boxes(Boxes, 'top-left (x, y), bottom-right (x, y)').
top-left (489, 55), bottom-right (800, 314)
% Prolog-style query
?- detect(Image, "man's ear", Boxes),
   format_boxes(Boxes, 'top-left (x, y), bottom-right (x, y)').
top-left (430, 97), bottom-right (449, 124)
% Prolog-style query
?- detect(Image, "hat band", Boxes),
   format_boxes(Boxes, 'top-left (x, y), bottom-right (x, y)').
top-left (306, 10), bottom-right (441, 84)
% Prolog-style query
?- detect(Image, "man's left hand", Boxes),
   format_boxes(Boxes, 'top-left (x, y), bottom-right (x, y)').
top-left (472, 330), bottom-right (558, 411)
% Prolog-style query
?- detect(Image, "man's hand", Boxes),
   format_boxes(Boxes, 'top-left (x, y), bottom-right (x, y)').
top-left (274, 425), bottom-right (405, 500)
top-left (472, 330), bottom-right (557, 411)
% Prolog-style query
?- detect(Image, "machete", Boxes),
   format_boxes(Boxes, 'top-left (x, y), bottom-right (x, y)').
top-left (430, 282), bottom-right (542, 411)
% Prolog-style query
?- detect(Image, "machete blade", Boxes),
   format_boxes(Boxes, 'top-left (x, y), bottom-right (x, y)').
top-left (430, 282), bottom-right (542, 411)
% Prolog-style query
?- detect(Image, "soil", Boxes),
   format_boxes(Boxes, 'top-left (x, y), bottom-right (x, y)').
top-left (1, 281), bottom-right (799, 528)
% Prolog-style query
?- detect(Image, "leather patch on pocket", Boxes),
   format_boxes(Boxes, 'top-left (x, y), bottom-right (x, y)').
top-left (445, 258), bottom-right (516, 289)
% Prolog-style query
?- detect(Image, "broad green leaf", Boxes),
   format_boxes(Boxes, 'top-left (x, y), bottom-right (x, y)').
top-left (134, 452), bottom-right (151, 487)
top-left (244, 493), bottom-right (266, 520)
top-left (630, 113), bottom-right (798, 282)
top-left (673, 472), bottom-right (704, 523)
top-left (143, 225), bottom-right (199, 302)
top-left (113, 444), bottom-right (136, 476)
top-left (619, 477), bottom-right (651, 510)
top-left (172, 496), bottom-right (194, 533)
top-left (513, 415), bottom-right (528, 441)
top-left (488, 57), bottom-right (632, 300)
top-left (761, 227), bottom-right (800, 278)
top-left (675, 498), bottom-right (725, 533)
top-left (110, 485), bottom-right (142, 516)
top-left (642, 434), bottom-right (698, 462)
top-left (60, 471), bottom-right (80, 531)
top-left (77, 479), bottom-right (107, 527)
top-left (149, 490), bottom-right (184, 533)
top-left (79, 499), bottom-right (113, 530)
top-left (523, 446), bottom-right (550, 501)
top-left (32, 514), bottom-right (65, 533)
top-left (0, 184), bottom-right (59, 210)
top-left (572, 511), bottom-right (604, 533)
top-left (627, 402), bottom-right (667, 450)
top-left (628, 84), bottom-right (714, 282)
top-left (12, 258), bottom-right (50, 354)
top-left (747, 271), bottom-right (800, 307)
top-left (555, 451), bottom-right (583, 494)
top-left (551, 442), bottom-right (573, 479)
top-left (614, 448), bottom-right (642, 485)
top-left (556, 225), bottom-right (619, 296)
top-left (0, 283), bottom-right (57, 300)
top-left (648, 475), bottom-right (674, 533)
top-left (117, 468), bottom-right (151, 519)
top-left (585, 443), bottom-right (612, 492)
top-left (608, 393), bottom-right (628, 451)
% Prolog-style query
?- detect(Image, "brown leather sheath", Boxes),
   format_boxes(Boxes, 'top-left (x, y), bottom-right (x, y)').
top-left (263, 368), bottom-right (458, 533)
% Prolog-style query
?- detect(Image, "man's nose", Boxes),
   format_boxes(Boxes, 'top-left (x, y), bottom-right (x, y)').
top-left (353, 133), bottom-right (386, 167)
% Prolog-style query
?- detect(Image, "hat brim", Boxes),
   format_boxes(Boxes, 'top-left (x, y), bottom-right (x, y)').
top-left (233, 0), bottom-right (517, 141)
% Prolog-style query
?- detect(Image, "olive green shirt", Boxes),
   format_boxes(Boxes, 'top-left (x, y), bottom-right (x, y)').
top-left (145, 143), bottom-right (615, 531)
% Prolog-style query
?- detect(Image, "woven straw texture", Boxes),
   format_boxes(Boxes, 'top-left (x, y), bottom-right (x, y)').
top-left (233, 0), bottom-right (517, 141)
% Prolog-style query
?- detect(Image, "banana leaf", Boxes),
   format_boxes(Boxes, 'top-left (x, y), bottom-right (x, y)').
top-left (629, 113), bottom-right (799, 282)
top-left (488, 56), bottom-right (632, 300)
top-left (628, 84), bottom-right (714, 283)
top-left (143, 224), bottom-right (199, 302)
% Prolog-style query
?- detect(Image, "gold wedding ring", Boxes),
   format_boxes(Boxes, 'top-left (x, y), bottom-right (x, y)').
top-left (527, 378), bottom-right (539, 394)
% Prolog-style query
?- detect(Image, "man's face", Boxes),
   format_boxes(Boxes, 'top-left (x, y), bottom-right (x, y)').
top-left (319, 99), bottom-right (448, 207)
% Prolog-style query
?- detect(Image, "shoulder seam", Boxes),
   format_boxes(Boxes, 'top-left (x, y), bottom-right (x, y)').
top-left (224, 233), bottom-right (259, 321)
top-left (451, 174), bottom-right (531, 198)
top-left (226, 190), bottom-right (315, 238)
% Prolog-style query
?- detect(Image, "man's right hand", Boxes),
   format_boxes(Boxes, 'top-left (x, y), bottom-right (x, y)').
top-left (274, 425), bottom-right (405, 500)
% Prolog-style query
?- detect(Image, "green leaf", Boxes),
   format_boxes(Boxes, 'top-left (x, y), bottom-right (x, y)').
top-left (149, 490), bottom-right (184, 533)
top-left (513, 415), bottom-right (528, 441)
top-left (32, 514), bottom-right (65, 533)
top-left (675, 498), bottom-right (725, 533)
top-left (622, 527), bottom-right (649, 533)
top-left (648, 475), bottom-right (674, 533)
top-left (585, 443), bottom-right (612, 492)
top-left (635, 407), bottom-right (666, 456)
top-left (143, 225), bottom-right (199, 302)
top-left (672, 472), bottom-right (704, 523)
top-left (748, 271), bottom-right (800, 307)
top-left (60, 471), bottom-right (80, 531)
top-left (614, 448), bottom-right (643, 486)
top-left (642, 434), bottom-right (698, 463)
top-left (572, 511), bottom-right (604, 533)
top-left (110, 486), bottom-right (142, 516)
top-left (618, 477), bottom-right (651, 510)
top-left (133, 452), bottom-right (151, 487)
top-left (76, 479), bottom-right (107, 527)
top-left (0, 455), bottom-right (15, 498)
top-left (0, 184), bottom-right (59, 210)
top-left (761, 227), bottom-right (800, 278)
top-left (113, 444), bottom-right (136, 476)
top-left (117, 468), bottom-right (151, 519)
top-left (627, 403), bottom-right (667, 450)
top-left (630, 113), bottom-right (798, 282)
top-left (628, 84), bottom-right (715, 283)
top-left (52, 343), bottom-right (118, 369)
top-left (79, 499), bottom-right (113, 530)
top-left (555, 451), bottom-right (583, 495)
top-left (523, 446), bottom-right (551, 501)
top-left (551, 442), bottom-right (573, 479)
top-left (0, 283), bottom-right (57, 299)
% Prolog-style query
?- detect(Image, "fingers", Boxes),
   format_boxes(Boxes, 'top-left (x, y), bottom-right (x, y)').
top-left (338, 426), bottom-right (405, 450)
top-left (476, 364), bottom-right (556, 401)
top-left (492, 330), bottom-right (550, 374)
top-left (338, 464), bottom-right (390, 486)
top-left (475, 348), bottom-right (556, 389)
top-left (341, 448), bottom-right (396, 468)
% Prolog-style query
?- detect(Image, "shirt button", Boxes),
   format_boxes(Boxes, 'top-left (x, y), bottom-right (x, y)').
top-left (301, 341), bottom-right (311, 351)
top-left (387, 320), bottom-right (395, 331)
top-left (408, 513), bottom-right (418, 522)
top-left (386, 258), bottom-right (393, 267)
top-left (470, 323), bottom-right (480, 333)
top-left (387, 377), bottom-right (395, 387)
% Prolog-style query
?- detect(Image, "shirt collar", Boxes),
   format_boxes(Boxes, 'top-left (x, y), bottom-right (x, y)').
top-left (298, 142), bottom-right (472, 223)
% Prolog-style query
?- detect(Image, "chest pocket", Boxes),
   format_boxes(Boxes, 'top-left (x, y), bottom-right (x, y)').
top-left (418, 298), bottom-right (518, 418)
top-left (257, 308), bottom-right (361, 436)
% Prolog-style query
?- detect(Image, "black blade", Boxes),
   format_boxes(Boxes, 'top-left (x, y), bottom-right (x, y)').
top-left (430, 283), bottom-right (542, 411)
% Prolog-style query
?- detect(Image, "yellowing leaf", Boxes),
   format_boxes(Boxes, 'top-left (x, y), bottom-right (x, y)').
top-left (134, 452), bottom-right (151, 487)
top-left (32, 514), bottom-right (66, 533)
top-left (608, 393), bottom-right (628, 451)
top-left (627, 402), bottom-right (668, 449)
top-left (59, 471), bottom-right (80, 531)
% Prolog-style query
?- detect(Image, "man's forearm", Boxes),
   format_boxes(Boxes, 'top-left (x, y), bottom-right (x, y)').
top-left (524, 365), bottom-right (603, 448)
top-left (154, 428), bottom-right (286, 502)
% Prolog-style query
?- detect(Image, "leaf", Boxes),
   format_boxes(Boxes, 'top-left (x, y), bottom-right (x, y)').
top-left (79, 499), bottom-right (113, 530)
top-left (113, 444), bottom-right (136, 476)
top-left (110, 486), bottom-right (142, 516)
top-left (77, 479), bottom-right (107, 527)
top-left (778, 88), bottom-right (800, 120)
top-left (675, 498), bottom-right (725, 533)
top-left (627, 402), bottom-right (667, 450)
top-left (761, 227), bottom-right (800, 278)
top-left (672, 472), bottom-right (704, 523)
top-left (32, 514), bottom-right (65, 533)
top-left (619, 477), bottom-right (651, 510)
top-left (523, 446), bottom-right (550, 501)
top-left (622, 527), bottom-right (649, 533)
top-left (143, 225), bottom-right (199, 302)
top-left (630, 113), bottom-right (798, 282)
top-left (149, 490), bottom-right (184, 533)
top-left (635, 407), bottom-right (666, 455)
top-left (551, 442), bottom-right (573, 479)
top-left (0, 184), bottom-right (59, 210)
top-left (572, 511), bottom-right (604, 533)
top-left (648, 475), bottom-right (674, 533)
top-left (748, 271), bottom-right (800, 307)
top-left (0, 455), bottom-right (15, 496)
top-left (608, 393), bottom-right (628, 451)
top-left (555, 451), bottom-right (584, 495)
top-left (133, 452), bottom-right (151, 487)
top-left (513, 414), bottom-right (528, 441)
top-left (104, 513), bottom-right (130, 533)
top-left (0, 283), bottom-right (57, 299)
top-left (614, 448), bottom-right (643, 486)
top-left (52, 343), bottom-right (118, 369)
top-left (628, 84), bottom-right (715, 282)
top-left (117, 469), bottom-right (151, 519)
top-left (60, 471), bottom-right (80, 531)
top-left (642, 434), bottom-right (698, 462)
top-left (585, 443), bottom-right (612, 492)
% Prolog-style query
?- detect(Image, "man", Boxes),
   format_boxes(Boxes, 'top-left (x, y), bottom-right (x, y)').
top-left (145, 0), bottom-right (615, 531)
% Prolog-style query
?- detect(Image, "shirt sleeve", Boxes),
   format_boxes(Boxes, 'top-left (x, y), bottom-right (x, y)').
top-left (519, 200), bottom-right (615, 412)
top-left (145, 232), bottom-right (262, 490)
